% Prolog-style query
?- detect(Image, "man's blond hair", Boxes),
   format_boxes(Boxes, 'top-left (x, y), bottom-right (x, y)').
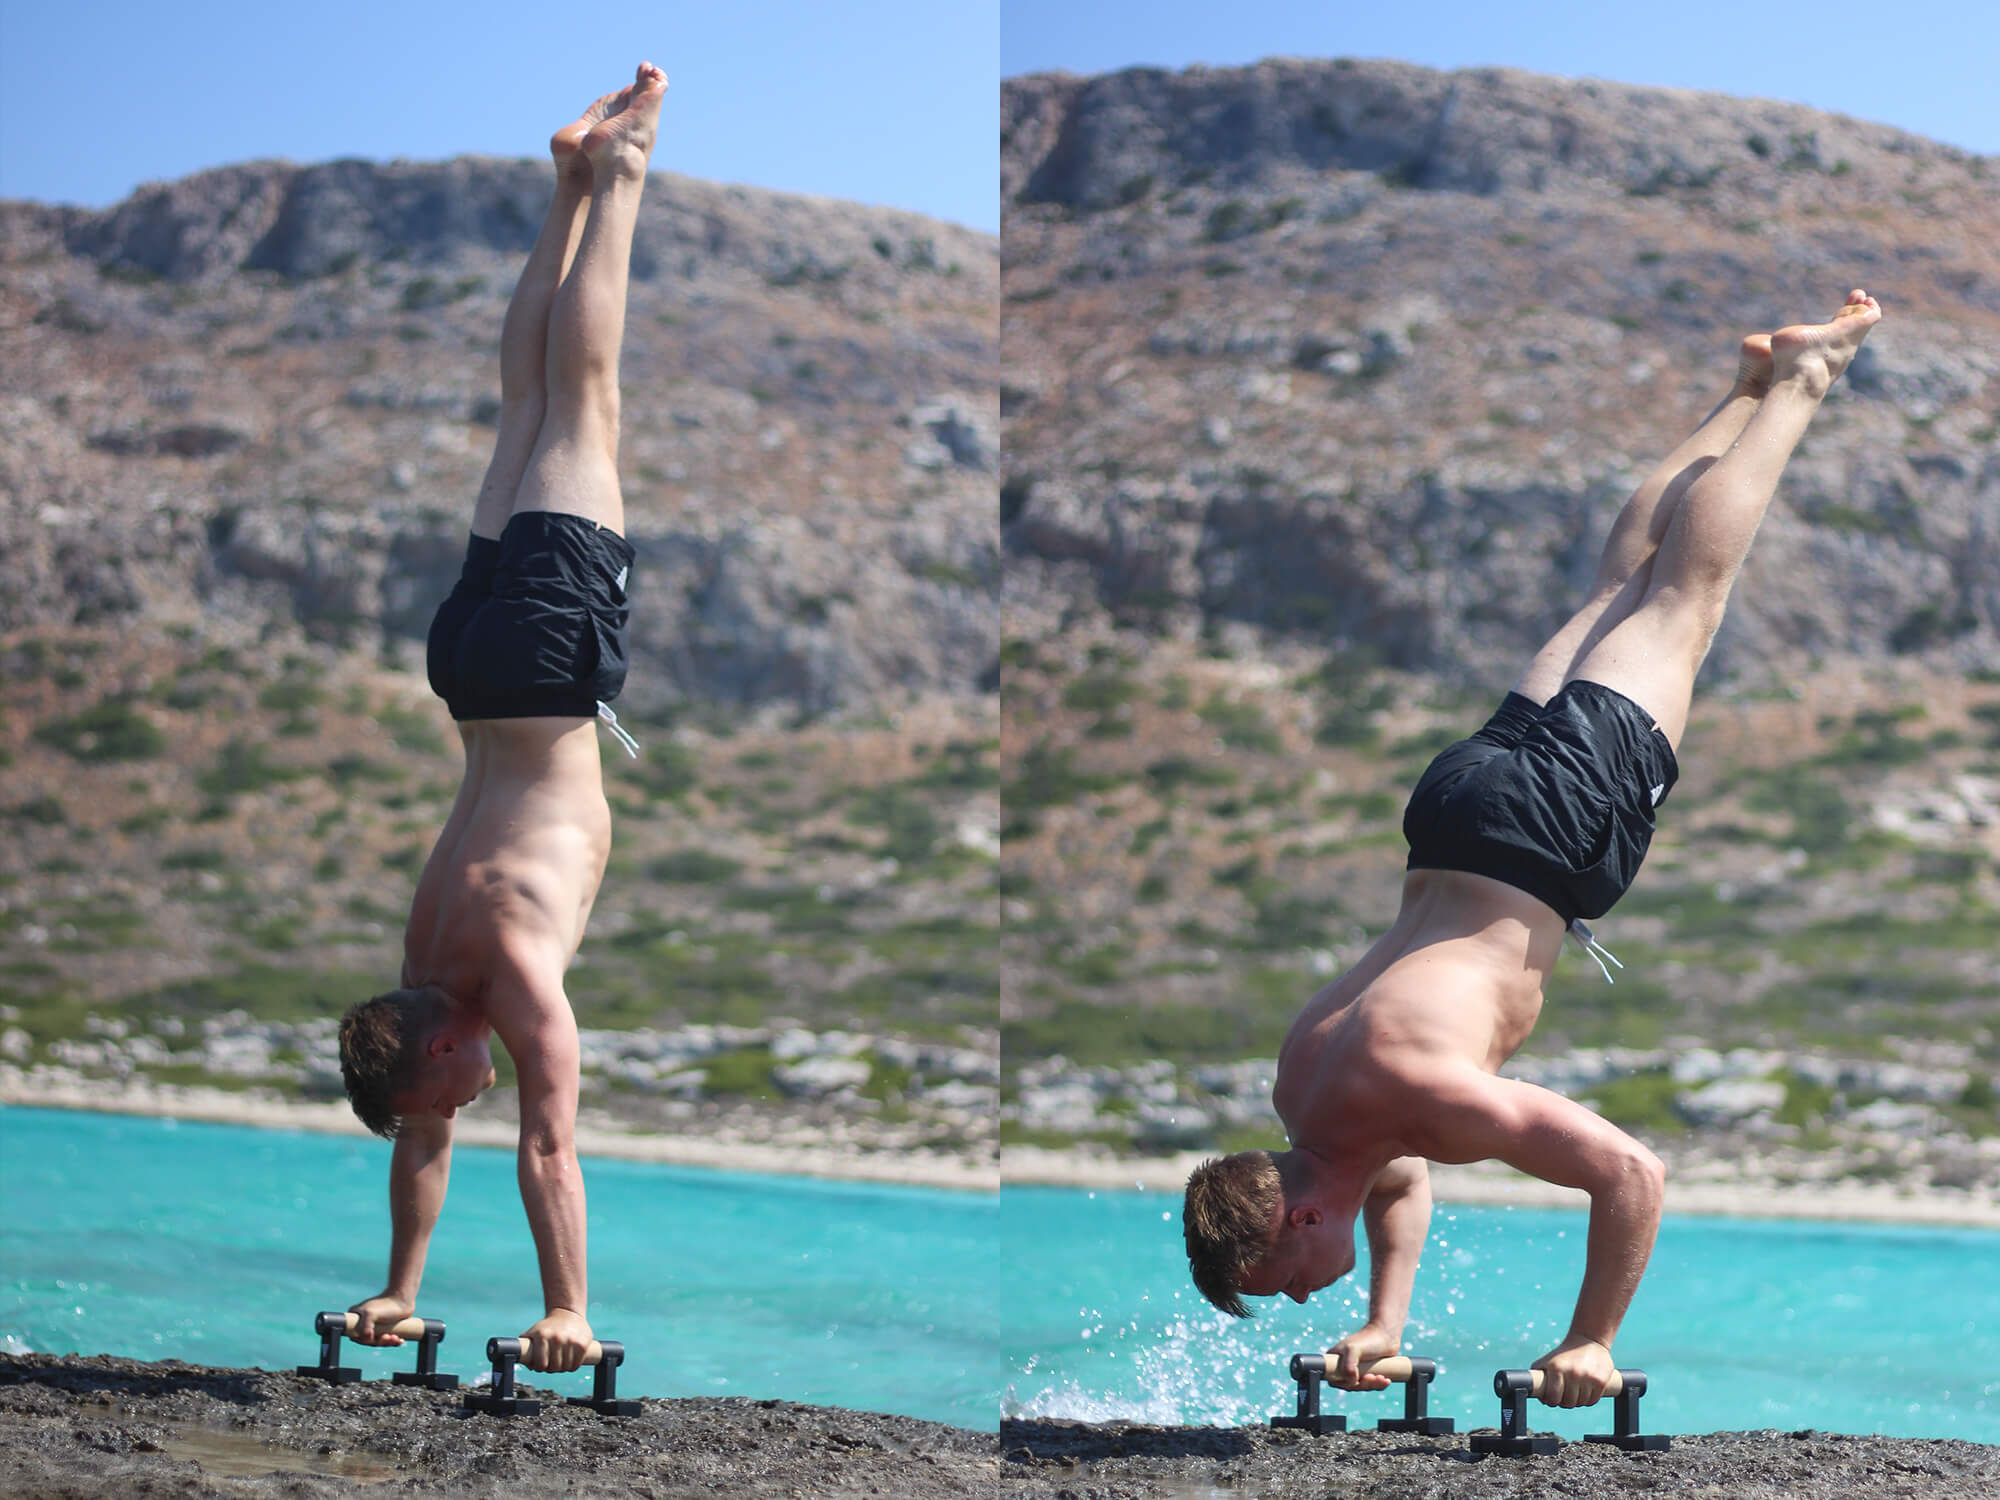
top-left (1182, 1150), bottom-right (1283, 1317)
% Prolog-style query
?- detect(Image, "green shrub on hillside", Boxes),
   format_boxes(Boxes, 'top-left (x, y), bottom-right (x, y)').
top-left (34, 700), bottom-right (165, 763)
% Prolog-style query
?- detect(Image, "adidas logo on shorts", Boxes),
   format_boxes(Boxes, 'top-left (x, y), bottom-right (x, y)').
top-left (1650, 782), bottom-right (1666, 806)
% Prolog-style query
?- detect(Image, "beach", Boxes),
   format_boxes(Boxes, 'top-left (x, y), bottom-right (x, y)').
top-left (0, 1072), bottom-right (997, 1192)
top-left (1002, 1145), bottom-right (2000, 1227)
top-left (14, 1072), bottom-right (2000, 1224)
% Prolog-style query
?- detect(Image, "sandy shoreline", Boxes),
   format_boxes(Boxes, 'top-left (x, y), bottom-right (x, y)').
top-left (0, 1079), bottom-right (998, 1193)
top-left (1001, 1146), bottom-right (2000, 1228)
top-left (14, 1079), bottom-right (2000, 1225)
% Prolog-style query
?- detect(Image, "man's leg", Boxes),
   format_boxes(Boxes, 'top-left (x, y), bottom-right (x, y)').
top-left (1569, 290), bottom-right (1882, 747)
top-left (512, 62), bottom-right (667, 535)
top-left (467, 94), bottom-right (636, 539)
top-left (1511, 334), bottom-right (1773, 705)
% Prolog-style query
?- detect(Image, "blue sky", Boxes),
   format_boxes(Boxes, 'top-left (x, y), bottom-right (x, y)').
top-left (1001, 0), bottom-right (2000, 159)
top-left (0, 0), bottom-right (999, 231)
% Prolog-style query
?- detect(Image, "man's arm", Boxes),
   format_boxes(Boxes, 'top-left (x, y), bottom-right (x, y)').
top-left (1412, 1065), bottom-right (1665, 1405)
top-left (349, 1111), bottom-right (454, 1344)
top-left (493, 964), bottom-right (593, 1373)
top-left (1328, 1156), bottom-right (1433, 1388)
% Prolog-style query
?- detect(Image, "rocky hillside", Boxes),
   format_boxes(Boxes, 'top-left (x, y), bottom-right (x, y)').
top-left (3, 155), bottom-right (998, 715)
top-left (997, 60), bottom-right (2000, 1186)
top-left (1002, 58), bottom-right (1999, 683)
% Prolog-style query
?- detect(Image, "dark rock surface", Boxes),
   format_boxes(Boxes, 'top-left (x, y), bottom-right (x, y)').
top-left (7, 1356), bottom-right (1995, 1498)
top-left (0, 1353), bottom-right (996, 1498)
top-left (999, 1415), bottom-right (2000, 1498)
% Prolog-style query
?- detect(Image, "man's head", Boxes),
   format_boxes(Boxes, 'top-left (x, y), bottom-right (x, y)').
top-left (1183, 1149), bottom-right (1358, 1315)
top-left (338, 985), bottom-right (495, 1137)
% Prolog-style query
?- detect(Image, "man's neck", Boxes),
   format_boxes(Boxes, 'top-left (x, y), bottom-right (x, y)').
top-left (1283, 1143), bottom-right (1385, 1220)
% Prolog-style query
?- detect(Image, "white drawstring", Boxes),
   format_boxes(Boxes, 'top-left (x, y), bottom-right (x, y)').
top-left (1567, 918), bottom-right (1624, 985)
top-left (596, 701), bottom-right (640, 759)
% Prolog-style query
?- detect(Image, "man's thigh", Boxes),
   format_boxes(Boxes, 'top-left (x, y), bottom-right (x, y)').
top-left (1564, 597), bottom-right (1709, 750)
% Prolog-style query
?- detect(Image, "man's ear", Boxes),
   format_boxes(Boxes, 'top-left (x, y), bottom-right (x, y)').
top-left (427, 1032), bottom-right (455, 1059)
top-left (1286, 1205), bottom-right (1323, 1229)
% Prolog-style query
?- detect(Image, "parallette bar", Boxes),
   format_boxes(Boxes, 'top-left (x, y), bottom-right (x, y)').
top-left (1471, 1366), bottom-right (1667, 1456)
top-left (463, 1335), bottom-right (639, 1418)
top-left (296, 1310), bottom-right (455, 1389)
top-left (1272, 1352), bottom-right (1452, 1435)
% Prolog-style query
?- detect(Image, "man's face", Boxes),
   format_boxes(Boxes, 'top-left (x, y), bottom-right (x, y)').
top-left (1236, 1210), bottom-right (1357, 1304)
top-left (393, 1031), bottom-right (496, 1119)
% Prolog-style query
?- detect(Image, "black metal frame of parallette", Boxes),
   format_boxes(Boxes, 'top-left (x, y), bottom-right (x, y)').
top-left (1470, 1367), bottom-right (1668, 1456)
top-left (1271, 1354), bottom-right (1453, 1436)
top-left (462, 1337), bottom-right (640, 1418)
top-left (295, 1311), bottom-right (455, 1390)
top-left (1583, 1371), bottom-right (1670, 1452)
top-left (1469, 1370), bottom-right (1561, 1457)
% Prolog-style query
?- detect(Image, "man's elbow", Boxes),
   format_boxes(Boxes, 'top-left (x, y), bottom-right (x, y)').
top-left (518, 1120), bottom-right (577, 1164)
top-left (1616, 1142), bottom-right (1667, 1208)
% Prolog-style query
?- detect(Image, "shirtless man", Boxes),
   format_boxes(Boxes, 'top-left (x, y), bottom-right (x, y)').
top-left (333, 63), bottom-right (666, 1376)
top-left (1183, 290), bottom-right (1883, 1408)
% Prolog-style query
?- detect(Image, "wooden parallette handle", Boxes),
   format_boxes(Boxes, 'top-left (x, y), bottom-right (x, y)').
top-left (1294, 1352), bottom-right (1435, 1385)
top-left (339, 1312), bottom-right (429, 1340)
top-left (1513, 1367), bottom-right (1633, 1398)
top-left (1350, 1355), bottom-right (1417, 1383)
top-left (491, 1335), bottom-right (610, 1367)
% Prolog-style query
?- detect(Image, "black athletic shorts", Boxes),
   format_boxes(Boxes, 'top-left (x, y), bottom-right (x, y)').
top-left (424, 511), bottom-right (635, 721)
top-left (1401, 679), bottom-right (1679, 924)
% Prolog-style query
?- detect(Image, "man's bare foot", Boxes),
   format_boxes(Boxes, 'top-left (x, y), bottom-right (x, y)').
top-left (1771, 289), bottom-right (1882, 397)
top-left (1734, 333), bottom-right (1774, 396)
top-left (551, 85), bottom-right (630, 182)
top-left (581, 62), bottom-right (667, 180)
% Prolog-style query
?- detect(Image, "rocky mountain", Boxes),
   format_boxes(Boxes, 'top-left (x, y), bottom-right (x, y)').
top-left (1001, 58), bottom-right (2000, 685)
top-left (2, 156), bottom-right (998, 715)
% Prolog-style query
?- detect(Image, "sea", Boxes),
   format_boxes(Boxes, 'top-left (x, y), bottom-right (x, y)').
top-left (8, 1105), bottom-right (1998, 1441)
top-left (999, 1183), bottom-right (2000, 1441)
top-left (0, 1106), bottom-right (998, 1428)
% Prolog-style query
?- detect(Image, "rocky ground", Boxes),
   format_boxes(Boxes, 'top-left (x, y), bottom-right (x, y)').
top-left (5, 1355), bottom-right (1995, 1499)
top-left (0, 1353), bottom-right (997, 1499)
top-left (999, 1417), bottom-right (2000, 1499)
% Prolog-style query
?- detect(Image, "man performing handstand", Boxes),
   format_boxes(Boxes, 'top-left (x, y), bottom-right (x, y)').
top-left (333, 63), bottom-right (666, 1375)
top-left (1183, 290), bottom-right (1882, 1407)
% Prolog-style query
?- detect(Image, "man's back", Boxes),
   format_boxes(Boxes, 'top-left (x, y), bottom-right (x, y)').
top-left (405, 718), bottom-right (613, 1009)
top-left (1273, 870), bottom-right (1567, 1155)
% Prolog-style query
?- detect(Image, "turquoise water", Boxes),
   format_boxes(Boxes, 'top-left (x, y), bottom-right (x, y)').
top-left (999, 1185), bottom-right (2000, 1441)
top-left (0, 1107), bottom-right (997, 1428)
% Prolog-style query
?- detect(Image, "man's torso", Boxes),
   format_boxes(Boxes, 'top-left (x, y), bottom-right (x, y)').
top-left (405, 718), bottom-right (612, 1013)
top-left (1273, 869), bottom-right (1566, 1160)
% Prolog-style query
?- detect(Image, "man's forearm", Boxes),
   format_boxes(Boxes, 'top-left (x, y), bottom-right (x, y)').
top-left (518, 1138), bottom-right (588, 1314)
top-left (1569, 1155), bottom-right (1665, 1348)
top-left (1363, 1161), bottom-right (1432, 1336)
top-left (385, 1121), bottom-right (453, 1303)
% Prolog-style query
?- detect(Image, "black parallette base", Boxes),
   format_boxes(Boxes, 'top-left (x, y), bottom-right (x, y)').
top-left (1379, 1416), bottom-right (1456, 1435)
top-left (294, 1364), bottom-right (361, 1384)
top-left (392, 1372), bottom-right (459, 1391)
top-left (1587, 1432), bottom-right (1671, 1451)
top-left (1470, 1432), bottom-right (1560, 1456)
top-left (568, 1396), bottom-right (641, 1417)
top-left (463, 1393), bottom-right (543, 1417)
top-left (1270, 1413), bottom-right (1346, 1434)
